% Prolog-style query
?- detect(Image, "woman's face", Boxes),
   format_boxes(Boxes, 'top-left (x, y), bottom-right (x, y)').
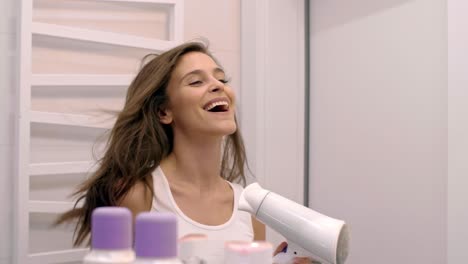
top-left (161, 52), bottom-right (236, 137)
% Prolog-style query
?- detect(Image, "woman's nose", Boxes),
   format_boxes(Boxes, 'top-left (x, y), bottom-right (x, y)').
top-left (210, 86), bottom-right (222, 93)
top-left (209, 79), bottom-right (225, 93)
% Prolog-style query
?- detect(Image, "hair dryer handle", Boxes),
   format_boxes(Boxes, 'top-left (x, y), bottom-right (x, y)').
top-left (273, 241), bottom-right (323, 264)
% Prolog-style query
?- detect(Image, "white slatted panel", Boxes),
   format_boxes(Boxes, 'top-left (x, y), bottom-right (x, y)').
top-left (32, 22), bottom-right (179, 51)
top-left (30, 161), bottom-right (96, 176)
top-left (29, 201), bottom-right (77, 214)
top-left (30, 111), bottom-right (115, 129)
top-left (16, 0), bottom-right (184, 263)
top-left (29, 249), bottom-right (88, 264)
top-left (31, 74), bottom-right (134, 86)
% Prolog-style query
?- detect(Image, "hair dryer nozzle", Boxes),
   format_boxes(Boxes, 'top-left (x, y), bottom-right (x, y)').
top-left (240, 183), bottom-right (350, 264)
top-left (238, 182), bottom-right (270, 215)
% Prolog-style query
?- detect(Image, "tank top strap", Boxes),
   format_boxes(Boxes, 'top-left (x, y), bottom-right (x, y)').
top-left (151, 166), bottom-right (173, 212)
top-left (227, 182), bottom-right (243, 202)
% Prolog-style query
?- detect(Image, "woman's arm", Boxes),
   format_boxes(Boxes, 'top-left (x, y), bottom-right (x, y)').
top-left (252, 216), bottom-right (266, 240)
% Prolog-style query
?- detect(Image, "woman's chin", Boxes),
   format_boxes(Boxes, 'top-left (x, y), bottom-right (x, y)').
top-left (220, 126), bottom-right (237, 136)
top-left (210, 123), bottom-right (237, 136)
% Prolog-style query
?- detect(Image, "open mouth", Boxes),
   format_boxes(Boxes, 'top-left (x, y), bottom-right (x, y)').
top-left (203, 100), bottom-right (230, 113)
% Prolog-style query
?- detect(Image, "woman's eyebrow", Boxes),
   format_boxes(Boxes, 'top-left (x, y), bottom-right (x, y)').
top-left (213, 67), bottom-right (225, 75)
top-left (180, 67), bottom-right (226, 82)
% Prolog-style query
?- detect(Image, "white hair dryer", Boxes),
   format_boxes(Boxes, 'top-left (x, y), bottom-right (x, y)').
top-left (239, 183), bottom-right (350, 264)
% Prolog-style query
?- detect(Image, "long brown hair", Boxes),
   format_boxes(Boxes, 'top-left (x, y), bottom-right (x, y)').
top-left (56, 41), bottom-right (248, 246)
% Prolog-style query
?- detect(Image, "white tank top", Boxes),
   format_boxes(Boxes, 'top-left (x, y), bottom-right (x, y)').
top-left (151, 166), bottom-right (254, 241)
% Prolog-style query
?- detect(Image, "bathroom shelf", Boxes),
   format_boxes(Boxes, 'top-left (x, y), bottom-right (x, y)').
top-left (31, 74), bottom-right (134, 86)
top-left (30, 111), bottom-right (114, 129)
top-left (28, 248), bottom-right (88, 264)
top-left (29, 161), bottom-right (96, 176)
top-left (32, 22), bottom-right (177, 51)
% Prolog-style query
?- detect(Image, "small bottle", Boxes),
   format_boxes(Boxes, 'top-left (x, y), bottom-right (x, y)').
top-left (83, 206), bottom-right (135, 264)
top-left (133, 212), bottom-right (182, 264)
top-left (179, 234), bottom-right (209, 264)
top-left (224, 241), bottom-right (273, 264)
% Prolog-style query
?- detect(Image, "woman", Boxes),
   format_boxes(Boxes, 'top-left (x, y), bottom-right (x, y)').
top-left (57, 41), bottom-right (311, 263)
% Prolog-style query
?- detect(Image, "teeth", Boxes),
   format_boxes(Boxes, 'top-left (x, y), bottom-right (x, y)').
top-left (205, 101), bottom-right (229, 111)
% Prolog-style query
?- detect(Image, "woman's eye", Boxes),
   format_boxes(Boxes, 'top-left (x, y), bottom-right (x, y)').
top-left (189, 80), bottom-right (202, 86)
top-left (219, 78), bottom-right (230, 84)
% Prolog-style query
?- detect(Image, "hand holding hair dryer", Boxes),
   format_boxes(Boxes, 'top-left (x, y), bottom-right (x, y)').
top-left (238, 183), bottom-right (350, 264)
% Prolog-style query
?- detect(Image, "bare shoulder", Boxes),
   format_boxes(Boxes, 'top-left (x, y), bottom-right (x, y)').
top-left (119, 180), bottom-right (153, 218)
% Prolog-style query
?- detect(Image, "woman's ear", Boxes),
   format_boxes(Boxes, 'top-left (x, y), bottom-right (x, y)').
top-left (158, 108), bottom-right (173, 124)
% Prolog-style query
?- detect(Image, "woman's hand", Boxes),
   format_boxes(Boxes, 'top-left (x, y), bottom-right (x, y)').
top-left (273, 241), bottom-right (288, 256)
top-left (273, 241), bottom-right (317, 264)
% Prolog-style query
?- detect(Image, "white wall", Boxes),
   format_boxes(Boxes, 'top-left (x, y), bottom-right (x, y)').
top-left (240, 0), bottom-right (305, 246)
top-left (448, 0), bottom-right (468, 262)
top-left (309, 1), bottom-right (447, 263)
top-left (240, 0), bottom-right (305, 199)
top-left (0, 0), bottom-right (17, 262)
top-left (185, 0), bottom-right (240, 97)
